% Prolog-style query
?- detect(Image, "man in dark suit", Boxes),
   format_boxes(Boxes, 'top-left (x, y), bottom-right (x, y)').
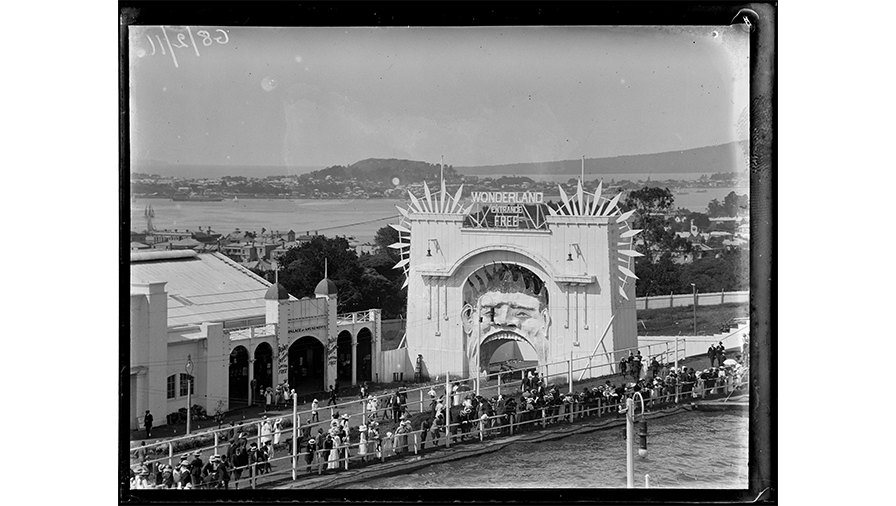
top-left (143, 410), bottom-right (153, 438)
top-left (189, 450), bottom-right (204, 488)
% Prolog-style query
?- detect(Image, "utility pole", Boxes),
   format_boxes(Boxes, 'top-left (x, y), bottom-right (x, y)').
top-left (625, 392), bottom-right (646, 488)
top-left (185, 355), bottom-right (194, 435)
top-left (691, 283), bottom-right (697, 336)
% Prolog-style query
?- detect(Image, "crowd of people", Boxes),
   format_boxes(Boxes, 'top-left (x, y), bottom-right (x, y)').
top-left (261, 381), bottom-right (294, 412)
top-left (131, 347), bottom-right (748, 489)
top-left (131, 414), bottom-right (293, 489)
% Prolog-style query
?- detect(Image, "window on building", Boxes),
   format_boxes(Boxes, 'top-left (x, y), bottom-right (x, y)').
top-left (167, 375), bottom-right (176, 399)
top-left (179, 373), bottom-right (194, 397)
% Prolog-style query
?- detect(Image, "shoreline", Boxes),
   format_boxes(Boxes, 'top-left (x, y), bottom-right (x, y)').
top-left (132, 184), bottom-right (749, 202)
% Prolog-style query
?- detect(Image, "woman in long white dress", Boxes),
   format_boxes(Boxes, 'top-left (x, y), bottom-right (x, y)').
top-left (367, 395), bottom-right (378, 422)
top-left (328, 430), bottom-right (341, 470)
top-left (358, 424), bottom-right (368, 461)
top-left (260, 418), bottom-right (273, 446)
top-left (273, 419), bottom-right (282, 445)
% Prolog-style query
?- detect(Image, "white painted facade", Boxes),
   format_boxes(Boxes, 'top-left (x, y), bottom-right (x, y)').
top-left (390, 183), bottom-right (639, 383)
top-left (128, 252), bottom-right (381, 431)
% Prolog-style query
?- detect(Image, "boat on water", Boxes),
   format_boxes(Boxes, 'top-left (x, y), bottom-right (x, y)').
top-left (171, 193), bottom-right (224, 202)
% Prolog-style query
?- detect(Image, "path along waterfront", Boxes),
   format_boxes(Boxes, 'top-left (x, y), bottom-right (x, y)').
top-left (128, 345), bottom-right (747, 490)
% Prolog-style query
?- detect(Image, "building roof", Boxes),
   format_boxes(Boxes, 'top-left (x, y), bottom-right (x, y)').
top-left (171, 238), bottom-right (202, 247)
top-left (241, 259), bottom-right (272, 271)
top-left (131, 251), bottom-right (296, 327)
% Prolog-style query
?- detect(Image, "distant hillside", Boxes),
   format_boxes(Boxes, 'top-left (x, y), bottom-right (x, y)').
top-left (128, 161), bottom-right (324, 179)
top-left (454, 141), bottom-right (749, 176)
top-left (308, 158), bottom-right (459, 183)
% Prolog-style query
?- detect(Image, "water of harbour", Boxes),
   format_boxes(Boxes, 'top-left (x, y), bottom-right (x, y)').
top-left (339, 411), bottom-right (748, 489)
top-left (130, 198), bottom-right (406, 243)
top-left (130, 186), bottom-right (746, 242)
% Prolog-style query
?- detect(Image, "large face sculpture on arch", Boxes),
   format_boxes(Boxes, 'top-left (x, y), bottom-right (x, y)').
top-left (461, 263), bottom-right (550, 372)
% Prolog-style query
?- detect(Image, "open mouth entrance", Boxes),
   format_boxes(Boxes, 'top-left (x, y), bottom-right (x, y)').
top-left (480, 336), bottom-right (539, 374)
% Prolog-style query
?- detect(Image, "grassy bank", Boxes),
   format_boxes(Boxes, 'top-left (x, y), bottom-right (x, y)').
top-left (637, 302), bottom-right (748, 336)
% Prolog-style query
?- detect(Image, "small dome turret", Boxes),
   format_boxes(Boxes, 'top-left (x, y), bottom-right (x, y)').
top-left (314, 278), bottom-right (338, 297)
top-left (264, 283), bottom-right (289, 300)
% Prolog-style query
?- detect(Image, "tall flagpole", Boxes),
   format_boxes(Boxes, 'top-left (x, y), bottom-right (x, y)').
top-left (581, 155), bottom-right (585, 183)
top-left (440, 154), bottom-right (444, 183)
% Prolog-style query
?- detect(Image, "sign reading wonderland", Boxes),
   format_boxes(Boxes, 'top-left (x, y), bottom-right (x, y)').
top-left (464, 192), bottom-right (548, 230)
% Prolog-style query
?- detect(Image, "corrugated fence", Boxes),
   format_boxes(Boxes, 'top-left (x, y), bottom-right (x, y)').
top-left (635, 290), bottom-right (748, 311)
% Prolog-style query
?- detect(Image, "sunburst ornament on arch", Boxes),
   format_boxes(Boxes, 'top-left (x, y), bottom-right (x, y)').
top-left (389, 159), bottom-right (469, 289)
top-left (548, 179), bottom-right (643, 301)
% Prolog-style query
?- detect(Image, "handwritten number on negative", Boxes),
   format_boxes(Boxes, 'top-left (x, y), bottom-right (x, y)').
top-left (196, 30), bottom-right (213, 47)
top-left (173, 33), bottom-right (189, 49)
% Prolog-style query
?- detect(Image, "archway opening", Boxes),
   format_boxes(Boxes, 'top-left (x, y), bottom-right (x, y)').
top-left (254, 342), bottom-right (273, 395)
top-left (288, 336), bottom-right (324, 397)
top-left (228, 346), bottom-right (249, 408)
top-left (356, 327), bottom-right (372, 383)
top-left (480, 339), bottom-right (540, 376)
top-left (336, 330), bottom-right (353, 387)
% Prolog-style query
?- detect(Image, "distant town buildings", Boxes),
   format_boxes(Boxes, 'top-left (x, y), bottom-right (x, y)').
top-left (128, 224), bottom-right (370, 275)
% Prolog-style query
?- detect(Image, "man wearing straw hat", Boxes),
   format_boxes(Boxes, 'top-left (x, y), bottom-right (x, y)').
top-left (304, 436), bottom-right (317, 473)
top-left (189, 450), bottom-right (204, 488)
top-left (174, 456), bottom-right (190, 489)
top-left (214, 454), bottom-right (231, 489)
top-left (201, 455), bottom-right (218, 488)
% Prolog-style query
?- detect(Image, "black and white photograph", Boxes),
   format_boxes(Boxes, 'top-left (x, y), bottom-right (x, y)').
top-left (121, 3), bottom-right (774, 502)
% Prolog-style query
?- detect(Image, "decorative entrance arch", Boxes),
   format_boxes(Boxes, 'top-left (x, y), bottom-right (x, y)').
top-left (336, 330), bottom-right (353, 385)
top-left (356, 327), bottom-right (372, 383)
top-left (229, 346), bottom-right (249, 408)
top-left (254, 342), bottom-right (273, 393)
top-left (289, 336), bottom-right (324, 396)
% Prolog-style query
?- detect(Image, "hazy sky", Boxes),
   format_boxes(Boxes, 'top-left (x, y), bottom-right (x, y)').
top-left (129, 26), bottom-right (749, 169)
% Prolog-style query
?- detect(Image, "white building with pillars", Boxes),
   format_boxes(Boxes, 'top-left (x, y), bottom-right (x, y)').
top-left (128, 250), bottom-right (381, 430)
top-left (386, 171), bottom-right (641, 383)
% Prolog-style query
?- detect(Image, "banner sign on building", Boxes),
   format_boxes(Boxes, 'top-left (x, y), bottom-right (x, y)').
top-left (464, 192), bottom-right (549, 230)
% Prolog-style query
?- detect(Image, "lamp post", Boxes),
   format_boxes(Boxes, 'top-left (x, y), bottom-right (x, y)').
top-left (625, 392), bottom-right (646, 488)
top-left (691, 283), bottom-right (697, 336)
top-left (185, 354), bottom-right (194, 435)
top-left (475, 315), bottom-right (481, 395)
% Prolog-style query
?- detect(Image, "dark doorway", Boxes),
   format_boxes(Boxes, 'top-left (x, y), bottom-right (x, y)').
top-left (288, 336), bottom-right (324, 396)
top-left (337, 331), bottom-right (353, 385)
top-left (254, 342), bottom-right (273, 394)
top-left (356, 327), bottom-right (372, 383)
top-left (229, 346), bottom-right (249, 408)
